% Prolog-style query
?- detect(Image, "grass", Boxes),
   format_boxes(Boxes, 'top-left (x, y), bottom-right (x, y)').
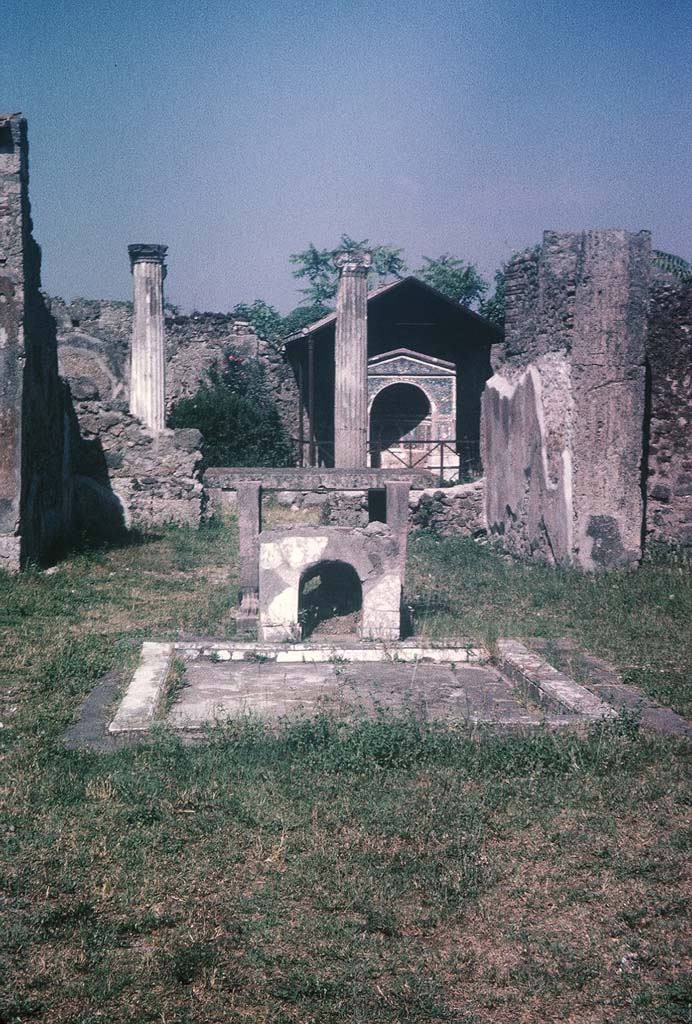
top-left (0, 518), bottom-right (690, 1023)
top-left (407, 531), bottom-right (692, 717)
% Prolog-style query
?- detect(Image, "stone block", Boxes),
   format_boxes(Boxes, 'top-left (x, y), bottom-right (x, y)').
top-left (258, 525), bottom-right (402, 642)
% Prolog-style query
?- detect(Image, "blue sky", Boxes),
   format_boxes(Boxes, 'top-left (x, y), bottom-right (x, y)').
top-left (3, 0), bottom-right (691, 312)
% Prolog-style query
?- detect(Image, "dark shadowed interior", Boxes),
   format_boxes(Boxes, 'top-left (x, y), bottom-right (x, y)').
top-left (298, 559), bottom-right (363, 638)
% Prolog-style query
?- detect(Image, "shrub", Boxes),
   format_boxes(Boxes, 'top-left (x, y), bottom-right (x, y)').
top-left (169, 355), bottom-right (295, 468)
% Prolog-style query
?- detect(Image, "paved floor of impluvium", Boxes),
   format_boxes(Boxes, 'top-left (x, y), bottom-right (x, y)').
top-left (166, 659), bottom-right (549, 730)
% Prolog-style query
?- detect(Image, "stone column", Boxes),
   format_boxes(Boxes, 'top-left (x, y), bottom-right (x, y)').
top-left (333, 250), bottom-right (372, 467)
top-left (385, 480), bottom-right (411, 572)
top-left (128, 243), bottom-right (168, 432)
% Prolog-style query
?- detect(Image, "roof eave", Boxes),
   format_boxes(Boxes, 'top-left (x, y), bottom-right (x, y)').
top-left (281, 274), bottom-right (503, 348)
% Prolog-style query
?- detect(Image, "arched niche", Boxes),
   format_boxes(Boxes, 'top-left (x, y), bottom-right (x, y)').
top-left (298, 559), bottom-right (362, 638)
top-left (369, 382), bottom-right (433, 468)
top-left (366, 348), bottom-right (459, 478)
top-left (259, 526), bottom-right (402, 643)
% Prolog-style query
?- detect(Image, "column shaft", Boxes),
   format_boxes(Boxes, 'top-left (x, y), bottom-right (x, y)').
top-left (128, 244), bottom-right (167, 432)
top-left (333, 251), bottom-right (371, 467)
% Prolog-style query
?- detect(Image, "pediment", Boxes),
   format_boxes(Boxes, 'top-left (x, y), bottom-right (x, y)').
top-left (368, 347), bottom-right (455, 377)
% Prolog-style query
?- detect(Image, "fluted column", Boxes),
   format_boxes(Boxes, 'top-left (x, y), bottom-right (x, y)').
top-left (128, 243), bottom-right (167, 432)
top-left (333, 249), bottom-right (371, 467)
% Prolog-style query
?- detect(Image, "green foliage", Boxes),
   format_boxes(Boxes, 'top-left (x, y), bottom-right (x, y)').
top-left (652, 250), bottom-right (692, 283)
top-left (479, 263), bottom-right (506, 329)
top-left (289, 233), bottom-right (407, 305)
top-left (169, 357), bottom-right (295, 468)
top-left (289, 242), bottom-right (338, 305)
top-left (281, 301), bottom-right (332, 337)
top-left (236, 237), bottom-right (504, 343)
top-left (417, 253), bottom-right (488, 308)
top-left (230, 299), bottom-right (285, 348)
top-left (230, 298), bottom-right (332, 347)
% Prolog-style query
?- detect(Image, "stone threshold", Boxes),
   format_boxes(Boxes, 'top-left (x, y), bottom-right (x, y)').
top-left (109, 641), bottom-right (173, 733)
top-left (175, 637), bottom-right (487, 665)
top-left (496, 639), bottom-right (616, 721)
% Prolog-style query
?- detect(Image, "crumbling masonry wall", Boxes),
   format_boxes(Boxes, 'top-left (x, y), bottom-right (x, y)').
top-left (481, 230), bottom-right (650, 569)
top-left (53, 301), bottom-right (300, 441)
top-left (0, 115), bottom-right (69, 569)
top-left (646, 274), bottom-right (692, 546)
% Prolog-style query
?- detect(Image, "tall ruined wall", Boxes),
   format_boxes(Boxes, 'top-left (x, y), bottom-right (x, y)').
top-left (53, 301), bottom-right (301, 442)
top-left (646, 275), bottom-right (692, 546)
top-left (0, 114), bottom-right (69, 570)
top-left (481, 230), bottom-right (649, 570)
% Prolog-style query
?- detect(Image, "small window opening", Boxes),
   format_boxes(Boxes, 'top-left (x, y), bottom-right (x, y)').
top-left (0, 126), bottom-right (14, 154)
top-left (298, 560), bottom-right (362, 639)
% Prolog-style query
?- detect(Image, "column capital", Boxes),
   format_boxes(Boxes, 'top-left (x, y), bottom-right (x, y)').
top-left (128, 243), bottom-right (168, 270)
top-left (334, 249), bottom-right (372, 276)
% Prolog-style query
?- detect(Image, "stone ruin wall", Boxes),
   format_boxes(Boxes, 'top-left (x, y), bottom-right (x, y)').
top-left (53, 299), bottom-right (301, 442)
top-left (46, 299), bottom-right (305, 539)
top-left (47, 299), bottom-right (206, 538)
top-left (646, 274), bottom-right (692, 547)
top-left (68, 398), bottom-right (202, 535)
top-left (482, 230), bottom-right (650, 570)
top-left (0, 115), bottom-right (70, 569)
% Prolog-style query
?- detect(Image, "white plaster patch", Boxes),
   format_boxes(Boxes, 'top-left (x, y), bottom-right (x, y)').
top-left (265, 585), bottom-right (298, 630)
top-left (260, 542), bottom-right (283, 570)
top-left (279, 535), bottom-right (329, 568)
top-left (365, 572), bottom-right (401, 610)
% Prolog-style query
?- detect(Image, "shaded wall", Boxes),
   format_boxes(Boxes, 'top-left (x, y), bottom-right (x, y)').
top-left (645, 275), bottom-right (692, 546)
top-left (0, 115), bottom-right (70, 569)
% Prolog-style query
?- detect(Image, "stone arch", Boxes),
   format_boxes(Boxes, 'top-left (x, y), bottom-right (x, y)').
top-left (258, 527), bottom-right (402, 642)
top-left (298, 559), bottom-right (363, 638)
top-left (369, 382), bottom-right (434, 468)
top-left (368, 379), bottom-right (437, 419)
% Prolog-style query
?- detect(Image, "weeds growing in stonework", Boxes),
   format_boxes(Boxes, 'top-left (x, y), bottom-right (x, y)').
top-left (1, 516), bottom-right (691, 1023)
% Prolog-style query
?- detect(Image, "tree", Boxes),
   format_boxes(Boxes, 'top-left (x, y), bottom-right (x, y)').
top-left (479, 264), bottom-right (506, 329)
top-left (231, 299), bottom-right (285, 348)
top-left (281, 302), bottom-right (332, 338)
top-left (288, 243), bottom-right (338, 306)
top-left (417, 254), bottom-right (487, 308)
top-left (652, 250), bottom-right (692, 283)
top-left (169, 356), bottom-right (295, 468)
top-left (289, 234), bottom-right (407, 305)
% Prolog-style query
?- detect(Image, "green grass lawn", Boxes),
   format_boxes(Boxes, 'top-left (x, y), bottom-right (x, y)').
top-left (1, 520), bottom-right (690, 1023)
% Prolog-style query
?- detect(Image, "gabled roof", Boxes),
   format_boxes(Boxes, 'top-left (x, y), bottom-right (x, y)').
top-left (368, 348), bottom-right (456, 373)
top-left (281, 275), bottom-right (502, 348)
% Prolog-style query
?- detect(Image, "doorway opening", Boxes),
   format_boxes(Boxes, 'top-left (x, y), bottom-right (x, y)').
top-left (370, 383), bottom-right (431, 468)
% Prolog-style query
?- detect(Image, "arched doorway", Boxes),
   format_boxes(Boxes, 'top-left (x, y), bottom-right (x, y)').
top-left (298, 560), bottom-right (363, 638)
top-left (369, 383), bottom-right (432, 468)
